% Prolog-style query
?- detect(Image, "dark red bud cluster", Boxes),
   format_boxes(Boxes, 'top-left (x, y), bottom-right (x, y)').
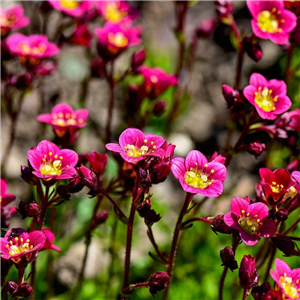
top-left (17, 201), bottom-right (40, 219)
top-left (148, 271), bottom-right (170, 296)
top-left (137, 196), bottom-right (161, 227)
top-left (220, 246), bottom-right (238, 271)
top-left (7, 281), bottom-right (33, 298)
top-left (252, 282), bottom-right (283, 300)
top-left (239, 255), bottom-right (259, 290)
top-left (153, 100), bottom-right (167, 116)
top-left (20, 165), bottom-right (38, 185)
top-left (211, 214), bottom-right (237, 235)
top-left (244, 141), bottom-right (266, 158)
top-left (243, 37), bottom-right (263, 62)
top-left (131, 49), bottom-right (146, 73)
top-left (221, 84), bottom-right (245, 112)
top-left (271, 236), bottom-right (300, 257)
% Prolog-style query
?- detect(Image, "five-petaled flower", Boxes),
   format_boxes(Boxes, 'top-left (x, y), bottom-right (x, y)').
top-left (270, 258), bottom-right (300, 300)
top-left (0, 228), bottom-right (46, 265)
top-left (106, 128), bottom-right (165, 163)
top-left (0, 5), bottom-right (30, 37)
top-left (6, 33), bottom-right (59, 63)
top-left (140, 66), bottom-right (178, 99)
top-left (37, 103), bottom-right (88, 138)
top-left (94, 22), bottom-right (141, 60)
top-left (171, 150), bottom-right (227, 197)
top-left (243, 73), bottom-right (291, 120)
top-left (0, 178), bottom-right (16, 207)
top-left (247, 0), bottom-right (297, 45)
top-left (259, 168), bottom-right (293, 204)
top-left (27, 140), bottom-right (78, 181)
top-left (48, 0), bottom-right (91, 18)
top-left (224, 197), bottom-right (277, 246)
top-left (97, 1), bottom-right (139, 24)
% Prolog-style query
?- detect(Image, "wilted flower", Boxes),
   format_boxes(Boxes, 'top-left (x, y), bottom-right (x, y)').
top-left (270, 259), bottom-right (300, 300)
top-left (171, 150), bottom-right (227, 197)
top-left (83, 152), bottom-right (108, 177)
top-left (239, 254), bottom-right (259, 290)
top-left (1, 179), bottom-right (15, 206)
top-left (0, 5), bottom-right (30, 37)
top-left (243, 73), bottom-right (291, 120)
top-left (37, 103), bottom-right (88, 140)
top-left (276, 109), bottom-right (300, 132)
top-left (148, 271), bottom-right (170, 296)
top-left (6, 34), bottom-right (59, 63)
top-left (131, 48), bottom-right (146, 73)
top-left (224, 197), bottom-right (277, 245)
top-left (0, 228), bottom-right (46, 265)
top-left (140, 66), bottom-right (178, 99)
top-left (259, 168), bottom-right (293, 203)
top-left (94, 22), bottom-right (141, 60)
top-left (48, 0), bottom-right (91, 17)
top-left (27, 140), bottom-right (78, 181)
top-left (106, 128), bottom-right (165, 163)
top-left (97, 0), bottom-right (139, 24)
top-left (247, 0), bottom-right (297, 45)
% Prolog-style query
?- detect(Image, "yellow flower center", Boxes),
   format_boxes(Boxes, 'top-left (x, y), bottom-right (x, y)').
top-left (279, 274), bottom-right (299, 299)
top-left (19, 42), bottom-right (47, 56)
top-left (108, 32), bottom-right (128, 48)
top-left (238, 211), bottom-right (262, 235)
top-left (5, 237), bottom-right (34, 264)
top-left (270, 181), bottom-right (284, 193)
top-left (1, 14), bottom-right (16, 28)
top-left (257, 9), bottom-right (282, 33)
top-left (105, 3), bottom-right (127, 22)
top-left (124, 139), bottom-right (156, 157)
top-left (184, 163), bottom-right (214, 189)
top-left (60, 0), bottom-right (79, 9)
top-left (254, 87), bottom-right (278, 112)
top-left (39, 152), bottom-right (68, 177)
top-left (52, 112), bottom-right (82, 127)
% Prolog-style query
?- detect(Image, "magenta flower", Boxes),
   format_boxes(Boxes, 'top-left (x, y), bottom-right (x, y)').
top-left (276, 109), bottom-right (300, 132)
top-left (247, 1), bottom-right (297, 45)
top-left (0, 5), bottom-right (30, 37)
top-left (48, 0), bottom-right (91, 18)
top-left (243, 73), bottom-right (291, 120)
top-left (42, 229), bottom-right (61, 252)
top-left (94, 22), bottom-right (141, 60)
top-left (37, 103), bottom-right (88, 138)
top-left (270, 259), bottom-right (300, 300)
top-left (27, 140), bottom-right (78, 180)
top-left (0, 228), bottom-right (46, 264)
top-left (6, 33), bottom-right (59, 61)
top-left (0, 178), bottom-right (16, 207)
top-left (224, 197), bottom-right (277, 246)
top-left (171, 150), bottom-right (227, 197)
top-left (106, 128), bottom-right (165, 163)
top-left (140, 66), bottom-right (178, 99)
top-left (259, 168), bottom-right (293, 203)
top-left (97, 1), bottom-right (139, 24)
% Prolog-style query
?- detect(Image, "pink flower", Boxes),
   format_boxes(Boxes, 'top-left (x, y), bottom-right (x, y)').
top-left (140, 66), bottom-right (178, 99)
top-left (37, 103), bottom-right (88, 138)
top-left (94, 22), bottom-right (141, 60)
top-left (270, 259), bottom-right (300, 300)
top-left (1, 179), bottom-right (16, 207)
top-left (247, 1), bottom-right (297, 45)
top-left (48, 0), bottom-right (91, 18)
top-left (6, 33), bottom-right (59, 61)
top-left (171, 150), bottom-right (227, 197)
top-left (224, 197), bottom-right (277, 246)
top-left (106, 128), bottom-right (165, 163)
top-left (243, 73), bottom-right (291, 120)
top-left (259, 168), bottom-right (293, 204)
top-left (0, 228), bottom-right (46, 264)
top-left (276, 109), bottom-right (300, 132)
top-left (97, 1), bottom-right (139, 24)
top-left (42, 229), bottom-right (61, 252)
top-left (27, 140), bottom-right (78, 181)
top-left (0, 5), bottom-right (30, 36)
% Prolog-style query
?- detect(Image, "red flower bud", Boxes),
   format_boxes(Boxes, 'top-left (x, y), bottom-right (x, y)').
top-left (271, 236), bottom-right (300, 257)
top-left (153, 100), bottom-right (167, 116)
top-left (244, 141), bottom-right (266, 158)
top-left (221, 84), bottom-right (244, 112)
top-left (91, 58), bottom-right (105, 78)
top-left (195, 18), bottom-right (217, 38)
top-left (7, 281), bottom-right (18, 297)
top-left (131, 49), bottom-right (146, 72)
top-left (211, 214), bottom-right (237, 235)
top-left (251, 282), bottom-right (271, 300)
top-left (148, 271), bottom-right (170, 296)
top-left (243, 37), bottom-right (263, 62)
top-left (20, 165), bottom-right (38, 185)
top-left (239, 255), bottom-right (259, 290)
top-left (94, 210), bottom-right (108, 225)
top-left (26, 202), bottom-right (41, 217)
top-left (275, 209), bottom-right (289, 221)
top-left (151, 162), bottom-right (171, 184)
top-left (220, 246), bottom-right (238, 271)
top-left (18, 283), bottom-right (33, 298)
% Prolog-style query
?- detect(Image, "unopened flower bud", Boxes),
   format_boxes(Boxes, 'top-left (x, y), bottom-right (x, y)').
top-left (211, 214), bottom-right (236, 235)
top-left (7, 281), bottom-right (18, 296)
top-left (131, 49), bottom-right (146, 73)
top-left (34, 61), bottom-right (57, 76)
top-left (77, 165), bottom-right (101, 198)
top-left (244, 141), bottom-right (266, 158)
top-left (91, 58), bottom-right (105, 78)
top-left (148, 271), bottom-right (170, 296)
top-left (251, 282), bottom-right (271, 300)
top-left (239, 255), bottom-right (259, 290)
top-left (17, 201), bottom-right (28, 219)
top-left (94, 210), bottom-right (108, 225)
top-left (137, 199), bottom-right (152, 218)
top-left (215, 1), bottom-right (234, 24)
top-left (18, 283), bottom-right (33, 298)
top-left (271, 236), bottom-right (299, 257)
top-left (153, 100), bottom-right (167, 116)
top-left (145, 209), bottom-right (161, 227)
top-left (20, 165), bottom-right (38, 185)
top-left (243, 37), bottom-right (262, 62)
top-left (222, 84), bottom-right (244, 112)
top-left (195, 18), bottom-right (217, 38)
top-left (151, 162), bottom-right (171, 184)
top-left (57, 185), bottom-right (71, 201)
top-left (220, 246), bottom-right (238, 271)
top-left (275, 209), bottom-right (289, 221)
top-left (26, 202), bottom-right (40, 217)
top-left (68, 174), bottom-right (84, 193)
